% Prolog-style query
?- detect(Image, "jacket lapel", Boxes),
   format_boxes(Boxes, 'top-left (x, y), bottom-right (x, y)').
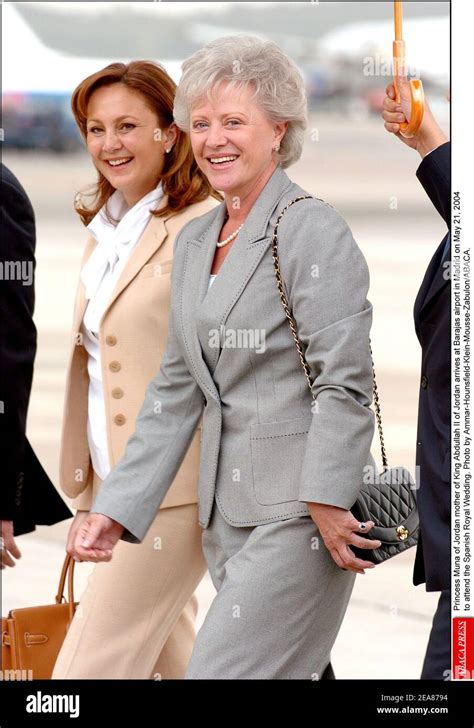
top-left (72, 237), bottom-right (95, 340)
top-left (101, 213), bottom-right (169, 321)
top-left (414, 233), bottom-right (450, 327)
top-left (179, 165), bottom-right (293, 397)
top-left (71, 199), bottom-right (170, 339)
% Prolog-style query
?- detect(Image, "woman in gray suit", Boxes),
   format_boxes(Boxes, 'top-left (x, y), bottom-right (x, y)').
top-left (74, 35), bottom-right (381, 679)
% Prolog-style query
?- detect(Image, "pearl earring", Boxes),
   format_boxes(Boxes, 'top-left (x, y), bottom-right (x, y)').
top-left (273, 143), bottom-right (280, 152)
top-left (165, 147), bottom-right (172, 153)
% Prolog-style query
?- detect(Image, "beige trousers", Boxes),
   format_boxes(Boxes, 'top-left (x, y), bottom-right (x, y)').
top-left (52, 501), bottom-right (207, 679)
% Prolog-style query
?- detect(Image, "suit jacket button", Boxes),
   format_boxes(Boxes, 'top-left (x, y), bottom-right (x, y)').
top-left (112, 387), bottom-right (124, 399)
top-left (109, 361), bottom-right (121, 372)
top-left (106, 335), bottom-right (117, 346)
top-left (114, 414), bottom-right (126, 426)
top-left (420, 375), bottom-right (428, 389)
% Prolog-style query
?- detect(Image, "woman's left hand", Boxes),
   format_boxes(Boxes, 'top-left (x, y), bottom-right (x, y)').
top-left (307, 502), bottom-right (381, 574)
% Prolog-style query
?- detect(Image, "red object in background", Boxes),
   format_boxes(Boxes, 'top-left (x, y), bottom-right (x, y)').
top-left (452, 617), bottom-right (473, 680)
top-left (362, 89), bottom-right (387, 114)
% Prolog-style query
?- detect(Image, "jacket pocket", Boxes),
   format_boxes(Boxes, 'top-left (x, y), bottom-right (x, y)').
top-left (250, 415), bottom-right (313, 505)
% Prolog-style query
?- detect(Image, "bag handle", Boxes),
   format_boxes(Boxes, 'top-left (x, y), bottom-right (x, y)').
top-left (55, 553), bottom-right (76, 622)
top-left (271, 196), bottom-right (388, 470)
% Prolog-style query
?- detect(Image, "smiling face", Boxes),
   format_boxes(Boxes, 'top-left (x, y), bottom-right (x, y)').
top-left (86, 83), bottom-right (177, 207)
top-left (189, 82), bottom-right (287, 204)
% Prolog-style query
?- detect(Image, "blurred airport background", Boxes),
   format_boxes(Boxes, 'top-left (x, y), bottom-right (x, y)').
top-left (3, 2), bottom-right (449, 151)
top-left (2, 2), bottom-right (450, 679)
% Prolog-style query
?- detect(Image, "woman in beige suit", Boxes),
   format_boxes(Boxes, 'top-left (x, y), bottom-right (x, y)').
top-left (52, 60), bottom-right (221, 679)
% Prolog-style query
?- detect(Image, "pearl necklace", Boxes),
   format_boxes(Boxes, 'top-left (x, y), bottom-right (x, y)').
top-left (216, 219), bottom-right (244, 248)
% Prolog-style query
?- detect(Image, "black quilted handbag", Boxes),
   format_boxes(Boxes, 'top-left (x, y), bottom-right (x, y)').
top-left (272, 197), bottom-right (419, 565)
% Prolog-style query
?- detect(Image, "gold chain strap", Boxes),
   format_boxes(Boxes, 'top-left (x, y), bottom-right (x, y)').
top-left (271, 196), bottom-right (388, 470)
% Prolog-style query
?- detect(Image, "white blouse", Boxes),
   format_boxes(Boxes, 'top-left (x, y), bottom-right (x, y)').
top-left (80, 182), bottom-right (164, 480)
top-left (208, 274), bottom-right (217, 289)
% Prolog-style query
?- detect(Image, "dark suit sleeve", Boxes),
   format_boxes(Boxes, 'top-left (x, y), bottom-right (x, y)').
top-left (0, 165), bottom-right (72, 531)
top-left (0, 165), bottom-right (37, 519)
top-left (415, 141), bottom-right (450, 228)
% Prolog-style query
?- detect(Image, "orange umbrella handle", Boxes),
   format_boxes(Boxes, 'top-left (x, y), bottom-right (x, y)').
top-left (393, 3), bottom-right (425, 138)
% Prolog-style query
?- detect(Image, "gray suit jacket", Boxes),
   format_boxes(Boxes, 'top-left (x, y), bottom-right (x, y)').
top-left (91, 165), bottom-right (375, 543)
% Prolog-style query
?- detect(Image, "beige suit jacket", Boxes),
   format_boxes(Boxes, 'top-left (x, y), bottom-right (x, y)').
top-left (59, 194), bottom-right (219, 510)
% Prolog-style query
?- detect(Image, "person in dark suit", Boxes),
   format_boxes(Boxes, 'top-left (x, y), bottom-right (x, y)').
top-left (0, 164), bottom-right (72, 568)
top-left (382, 81), bottom-right (450, 679)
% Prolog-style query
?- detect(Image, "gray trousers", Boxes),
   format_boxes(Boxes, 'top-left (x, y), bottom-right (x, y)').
top-left (186, 499), bottom-right (357, 679)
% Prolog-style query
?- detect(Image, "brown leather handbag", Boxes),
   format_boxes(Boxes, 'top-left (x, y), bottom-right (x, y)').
top-left (1, 554), bottom-right (78, 679)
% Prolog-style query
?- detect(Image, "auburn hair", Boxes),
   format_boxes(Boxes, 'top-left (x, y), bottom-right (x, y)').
top-left (71, 60), bottom-right (222, 226)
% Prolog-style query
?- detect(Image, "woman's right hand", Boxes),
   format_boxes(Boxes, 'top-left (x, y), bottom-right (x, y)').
top-left (66, 510), bottom-right (91, 562)
top-left (74, 513), bottom-right (124, 563)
